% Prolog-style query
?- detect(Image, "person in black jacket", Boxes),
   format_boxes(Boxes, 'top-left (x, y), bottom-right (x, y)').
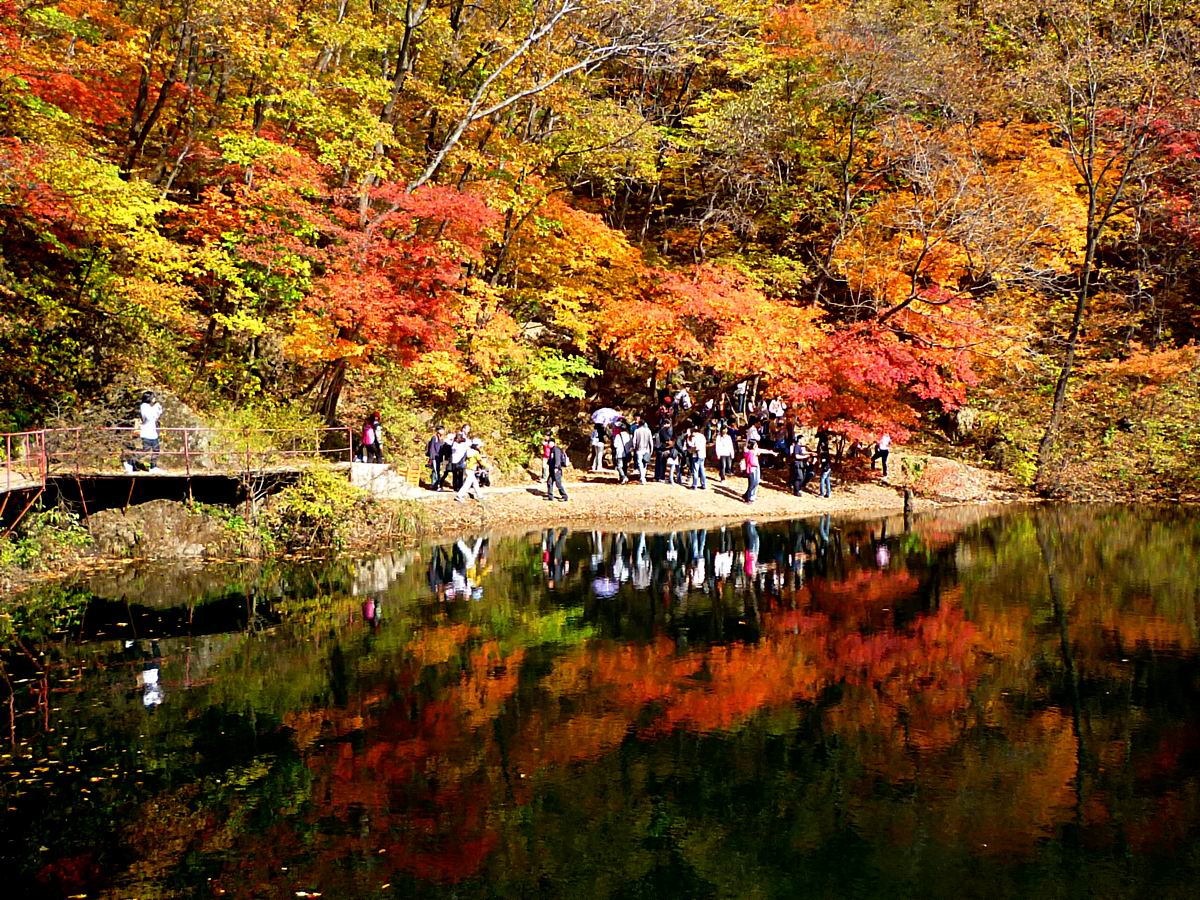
top-left (426, 425), bottom-right (447, 490)
top-left (546, 438), bottom-right (571, 501)
top-left (654, 420), bottom-right (674, 482)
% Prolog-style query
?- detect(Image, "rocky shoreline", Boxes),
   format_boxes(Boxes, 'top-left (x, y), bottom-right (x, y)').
top-left (2, 454), bottom-right (1026, 592)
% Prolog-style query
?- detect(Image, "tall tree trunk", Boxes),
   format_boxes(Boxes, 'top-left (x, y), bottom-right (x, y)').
top-left (316, 359), bottom-right (348, 426)
top-left (1034, 232), bottom-right (1096, 491)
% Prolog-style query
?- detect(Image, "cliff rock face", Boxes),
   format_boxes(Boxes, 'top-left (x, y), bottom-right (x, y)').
top-left (88, 500), bottom-right (255, 559)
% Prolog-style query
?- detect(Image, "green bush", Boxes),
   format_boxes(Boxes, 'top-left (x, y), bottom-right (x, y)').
top-left (0, 506), bottom-right (93, 572)
top-left (263, 469), bottom-right (366, 552)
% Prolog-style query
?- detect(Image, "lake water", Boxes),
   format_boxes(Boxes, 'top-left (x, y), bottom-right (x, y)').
top-left (2, 505), bottom-right (1199, 898)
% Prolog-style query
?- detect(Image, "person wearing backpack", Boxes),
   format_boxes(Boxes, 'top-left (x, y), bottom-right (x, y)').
top-left (612, 423), bottom-right (632, 484)
top-left (362, 412), bottom-right (383, 464)
top-left (456, 439), bottom-right (490, 502)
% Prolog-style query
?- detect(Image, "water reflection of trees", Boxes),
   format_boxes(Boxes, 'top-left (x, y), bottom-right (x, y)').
top-left (4, 507), bottom-right (1200, 897)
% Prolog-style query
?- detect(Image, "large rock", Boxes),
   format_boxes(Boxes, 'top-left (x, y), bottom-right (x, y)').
top-left (88, 499), bottom-right (253, 559)
top-left (349, 462), bottom-right (426, 500)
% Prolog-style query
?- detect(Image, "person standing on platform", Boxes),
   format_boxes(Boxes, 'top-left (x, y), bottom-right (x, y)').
top-left (361, 412), bottom-right (383, 463)
top-left (138, 391), bottom-right (163, 471)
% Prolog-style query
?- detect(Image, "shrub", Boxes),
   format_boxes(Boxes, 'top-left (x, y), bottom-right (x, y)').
top-left (0, 506), bottom-right (93, 572)
top-left (263, 469), bottom-right (366, 552)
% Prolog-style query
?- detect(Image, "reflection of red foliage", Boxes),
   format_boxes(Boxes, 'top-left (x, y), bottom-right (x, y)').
top-left (35, 851), bottom-right (99, 896)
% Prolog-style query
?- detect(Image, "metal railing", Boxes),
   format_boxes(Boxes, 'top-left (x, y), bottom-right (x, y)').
top-left (2, 426), bottom-right (356, 485)
top-left (1, 431), bottom-right (49, 534)
top-left (1, 430), bottom-right (48, 494)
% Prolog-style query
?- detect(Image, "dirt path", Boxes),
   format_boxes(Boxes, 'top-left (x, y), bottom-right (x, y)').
top-left (412, 469), bottom-right (932, 536)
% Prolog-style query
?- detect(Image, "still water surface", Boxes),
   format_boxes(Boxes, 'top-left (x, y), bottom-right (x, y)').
top-left (2, 505), bottom-right (1199, 898)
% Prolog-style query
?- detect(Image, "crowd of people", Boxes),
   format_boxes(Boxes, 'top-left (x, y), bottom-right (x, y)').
top-left (424, 384), bottom-right (893, 506)
top-left (423, 423), bottom-right (494, 503)
top-left (569, 387), bottom-right (891, 504)
top-left (417, 516), bottom-right (897, 610)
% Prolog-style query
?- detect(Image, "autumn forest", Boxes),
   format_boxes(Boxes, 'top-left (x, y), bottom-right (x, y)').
top-left (3, 0), bottom-right (1200, 494)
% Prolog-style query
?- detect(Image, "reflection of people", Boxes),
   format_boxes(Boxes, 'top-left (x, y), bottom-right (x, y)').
top-left (362, 597), bottom-right (383, 627)
top-left (542, 528), bottom-right (570, 588)
top-left (128, 639), bottom-right (164, 708)
top-left (428, 544), bottom-right (451, 601)
top-left (448, 536), bottom-right (486, 599)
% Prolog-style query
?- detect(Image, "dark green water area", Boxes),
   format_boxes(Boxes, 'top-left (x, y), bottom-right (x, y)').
top-left (2, 505), bottom-right (1199, 898)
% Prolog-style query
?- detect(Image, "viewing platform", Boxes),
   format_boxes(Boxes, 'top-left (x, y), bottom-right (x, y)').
top-left (1, 425), bottom-right (425, 532)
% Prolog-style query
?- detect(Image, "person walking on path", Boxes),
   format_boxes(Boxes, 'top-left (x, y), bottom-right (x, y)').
top-left (632, 418), bottom-right (653, 484)
top-left (456, 440), bottom-right (490, 502)
top-left (871, 433), bottom-right (892, 477)
top-left (546, 437), bottom-right (571, 501)
top-left (426, 425), bottom-right (447, 490)
top-left (714, 425), bottom-right (735, 481)
top-left (742, 440), bottom-right (776, 503)
top-left (589, 423), bottom-right (607, 472)
top-left (790, 440), bottom-right (812, 495)
top-left (449, 432), bottom-right (470, 492)
top-left (819, 449), bottom-right (833, 498)
top-left (138, 391), bottom-right (163, 471)
top-left (613, 424), bottom-right (632, 484)
top-left (665, 439), bottom-right (683, 486)
top-left (688, 427), bottom-right (708, 490)
top-left (654, 419), bottom-right (674, 482)
top-left (539, 435), bottom-right (552, 482)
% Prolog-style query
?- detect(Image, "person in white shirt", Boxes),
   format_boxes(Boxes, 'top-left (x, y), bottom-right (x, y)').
top-left (767, 397), bottom-right (786, 419)
top-left (675, 386), bottom-right (692, 411)
top-left (612, 424), bottom-right (633, 483)
top-left (138, 391), bottom-right (163, 470)
top-left (688, 428), bottom-right (707, 489)
top-left (456, 440), bottom-right (489, 502)
top-left (449, 433), bottom-right (471, 492)
top-left (631, 417), bottom-right (654, 484)
top-left (713, 425), bottom-right (735, 481)
top-left (871, 433), bottom-right (892, 477)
